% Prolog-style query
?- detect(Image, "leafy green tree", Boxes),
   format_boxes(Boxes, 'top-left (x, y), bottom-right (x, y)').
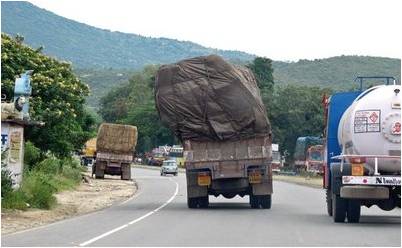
top-left (269, 85), bottom-right (331, 159)
top-left (122, 104), bottom-right (175, 153)
top-left (1, 33), bottom-right (95, 157)
top-left (99, 65), bottom-right (175, 153)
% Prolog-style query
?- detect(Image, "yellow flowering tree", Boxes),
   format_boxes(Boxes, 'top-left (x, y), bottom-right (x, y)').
top-left (1, 33), bottom-right (95, 157)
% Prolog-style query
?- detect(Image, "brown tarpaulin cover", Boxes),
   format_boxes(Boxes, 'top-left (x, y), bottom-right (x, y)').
top-left (96, 123), bottom-right (137, 154)
top-left (155, 55), bottom-right (271, 141)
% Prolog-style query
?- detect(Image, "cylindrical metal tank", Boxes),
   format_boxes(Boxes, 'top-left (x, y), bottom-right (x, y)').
top-left (338, 85), bottom-right (401, 173)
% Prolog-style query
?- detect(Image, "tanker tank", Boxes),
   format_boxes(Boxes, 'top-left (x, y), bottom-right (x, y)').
top-left (337, 84), bottom-right (401, 174)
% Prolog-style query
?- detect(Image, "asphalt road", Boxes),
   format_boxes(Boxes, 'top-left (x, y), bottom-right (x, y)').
top-left (2, 167), bottom-right (401, 247)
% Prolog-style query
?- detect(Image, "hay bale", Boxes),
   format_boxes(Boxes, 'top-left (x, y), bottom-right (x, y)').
top-left (96, 123), bottom-right (137, 154)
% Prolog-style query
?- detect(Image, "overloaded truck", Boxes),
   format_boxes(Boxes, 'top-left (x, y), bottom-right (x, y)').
top-left (93, 123), bottom-right (137, 180)
top-left (323, 76), bottom-right (401, 223)
top-left (155, 55), bottom-right (273, 209)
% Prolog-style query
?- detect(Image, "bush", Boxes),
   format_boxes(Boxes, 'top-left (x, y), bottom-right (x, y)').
top-left (1, 167), bottom-right (13, 198)
top-left (2, 190), bottom-right (28, 210)
top-left (24, 141), bottom-right (42, 171)
top-left (21, 172), bottom-right (57, 209)
top-left (35, 157), bottom-right (62, 174)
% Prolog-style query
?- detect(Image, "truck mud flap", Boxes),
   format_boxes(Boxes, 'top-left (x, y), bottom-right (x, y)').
top-left (186, 170), bottom-right (208, 198)
top-left (252, 176), bottom-right (272, 195)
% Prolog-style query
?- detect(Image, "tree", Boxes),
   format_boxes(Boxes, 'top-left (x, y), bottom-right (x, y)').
top-left (1, 33), bottom-right (95, 157)
top-left (248, 57), bottom-right (274, 92)
top-left (268, 85), bottom-right (331, 159)
top-left (99, 65), bottom-right (175, 153)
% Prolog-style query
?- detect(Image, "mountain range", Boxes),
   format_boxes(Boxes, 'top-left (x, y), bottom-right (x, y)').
top-left (1, 1), bottom-right (400, 107)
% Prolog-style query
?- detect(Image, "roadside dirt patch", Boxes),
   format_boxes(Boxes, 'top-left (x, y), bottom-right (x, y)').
top-left (1, 172), bottom-right (136, 235)
top-left (273, 174), bottom-right (322, 188)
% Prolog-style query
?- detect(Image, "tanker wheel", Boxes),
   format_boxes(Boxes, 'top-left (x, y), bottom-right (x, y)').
top-left (95, 163), bottom-right (105, 179)
top-left (326, 189), bottom-right (333, 216)
top-left (121, 163), bottom-right (131, 180)
top-left (332, 193), bottom-right (347, 223)
top-left (250, 194), bottom-right (259, 209)
top-left (347, 200), bottom-right (361, 223)
top-left (260, 195), bottom-right (272, 209)
top-left (187, 197), bottom-right (198, 208)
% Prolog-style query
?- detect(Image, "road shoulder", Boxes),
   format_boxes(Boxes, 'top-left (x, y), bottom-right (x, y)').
top-left (1, 171), bottom-right (137, 235)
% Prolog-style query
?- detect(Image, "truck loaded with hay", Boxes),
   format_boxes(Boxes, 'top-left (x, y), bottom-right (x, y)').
top-left (93, 123), bottom-right (137, 180)
top-left (155, 55), bottom-right (273, 209)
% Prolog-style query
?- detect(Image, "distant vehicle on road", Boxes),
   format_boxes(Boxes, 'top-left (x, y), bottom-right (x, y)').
top-left (81, 137), bottom-right (96, 166)
top-left (160, 160), bottom-right (178, 176)
top-left (293, 136), bottom-right (323, 171)
top-left (168, 145), bottom-right (185, 167)
top-left (323, 76), bottom-right (401, 223)
top-left (93, 123), bottom-right (137, 180)
top-left (305, 144), bottom-right (324, 174)
top-left (271, 144), bottom-right (282, 173)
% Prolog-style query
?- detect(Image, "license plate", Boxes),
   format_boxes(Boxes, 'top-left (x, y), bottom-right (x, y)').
top-left (249, 172), bottom-right (262, 184)
top-left (198, 175), bottom-right (211, 186)
top-left (351, 164), bottom-right (364, 176)
top-left (343, 176), bottom-right (401, 186)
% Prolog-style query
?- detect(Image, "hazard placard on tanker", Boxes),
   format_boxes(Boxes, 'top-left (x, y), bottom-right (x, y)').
top-left (354, 110), bottom-right (381, 133)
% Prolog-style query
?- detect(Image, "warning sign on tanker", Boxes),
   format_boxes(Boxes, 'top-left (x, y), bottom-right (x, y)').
top-left (354, 110), bottom-right (381, 133)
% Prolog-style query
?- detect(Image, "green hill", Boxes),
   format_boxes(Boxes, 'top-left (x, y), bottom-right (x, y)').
top-left (2, 1), bottom-right (400, 109)
top-left (1, 1), bottom-right (254, 69)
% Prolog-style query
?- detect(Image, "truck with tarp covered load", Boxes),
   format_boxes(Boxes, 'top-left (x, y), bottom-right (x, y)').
top-left (155, 55), bottom-right (273, 209)
top-left (93, 123), bottom-right (137, 180)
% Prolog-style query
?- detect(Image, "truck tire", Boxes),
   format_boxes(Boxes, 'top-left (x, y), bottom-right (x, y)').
top-left (260, 195), bottom-right (272, 209)
top-left (198, 196), bottom-right (209, 208)
top-left (332, 193), bottom-right (347, 223)
top-left (326, 189), bottom-right (333, 216)
top-left (347, 200), bottom-right (361, 223)
top-left (121, 163), bottom-right (131, 180)
top-left (187, 197), bottom-right (198, 208)
top-left (250, 195), bottom-right (259, 209)
top-left (95, 164), bottom-right (105, 179)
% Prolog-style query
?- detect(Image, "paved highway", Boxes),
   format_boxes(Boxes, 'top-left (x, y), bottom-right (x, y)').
top-left (2, 167), bottom-right (401, 246)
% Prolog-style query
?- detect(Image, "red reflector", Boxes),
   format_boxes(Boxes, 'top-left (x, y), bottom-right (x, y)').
top-left (350, 157), bottom-right (366, 164)
top-left (363, 179), bottom-right (367, 183)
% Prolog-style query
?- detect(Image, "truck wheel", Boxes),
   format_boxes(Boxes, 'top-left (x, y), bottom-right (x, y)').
top-left (250, 195), bottom-right (259, 209)
top-left (187, 197), bottom-right (198, 208)
top-left (198, 196), bottom-right (209, 208)
top-left (347, 200), bottom-right (361, 223)
top-left (260, 195), bottom-right (272, 209)
top-left (332, 193), bottom-right (347, 223)
top-left (121, 163), bottom-right (131, 180)
top-left (326, 189), bottom-right (333, 216)
top-left (95, 164), bottom-right (105, 179)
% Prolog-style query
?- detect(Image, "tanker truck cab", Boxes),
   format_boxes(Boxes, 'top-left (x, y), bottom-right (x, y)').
top-left (323, 77), bottom-right (401, 223)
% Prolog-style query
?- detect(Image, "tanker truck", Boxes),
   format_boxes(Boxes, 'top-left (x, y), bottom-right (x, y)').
top-left (93, 123), bottom-right (137, 180)
top-left (155, 55), bottom-right (273, 209)
top-left (323, 76), bottom-right (401, 223)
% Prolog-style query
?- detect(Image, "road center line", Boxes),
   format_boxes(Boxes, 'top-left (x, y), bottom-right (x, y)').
top-left (79, 178), bottom-right (179, 247)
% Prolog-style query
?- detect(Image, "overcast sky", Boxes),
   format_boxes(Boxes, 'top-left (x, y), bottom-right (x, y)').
top-left (27, 0), bottom-right (401, 61)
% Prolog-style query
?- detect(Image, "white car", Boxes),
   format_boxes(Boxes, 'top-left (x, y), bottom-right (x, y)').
top-left (160, 160), bottom-right (178, 176)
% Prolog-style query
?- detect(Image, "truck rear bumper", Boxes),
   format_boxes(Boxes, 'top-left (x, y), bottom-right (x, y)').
top-left (340, 185), bottom-right (389, 199)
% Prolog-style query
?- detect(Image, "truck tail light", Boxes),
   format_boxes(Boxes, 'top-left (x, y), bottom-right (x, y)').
top-left (350, 157), bottom-right (366, 164)
top-left (197, 172), bottom-right (211, 186)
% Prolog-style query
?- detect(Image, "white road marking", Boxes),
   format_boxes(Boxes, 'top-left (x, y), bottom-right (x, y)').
top-left (79, 178), bottom-right (179, 247)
